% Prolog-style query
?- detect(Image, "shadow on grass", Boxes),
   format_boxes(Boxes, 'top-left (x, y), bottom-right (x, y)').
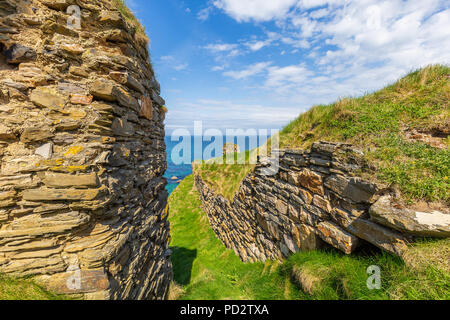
top-left (170, 247), bottom-right (197, 286)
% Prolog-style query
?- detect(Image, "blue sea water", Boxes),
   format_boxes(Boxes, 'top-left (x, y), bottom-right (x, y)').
top-left (163, 135), bottom-right (270, 195)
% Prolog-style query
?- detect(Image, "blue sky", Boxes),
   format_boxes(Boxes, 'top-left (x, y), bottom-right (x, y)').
top-left (125, 0), bottom-right (450, 135)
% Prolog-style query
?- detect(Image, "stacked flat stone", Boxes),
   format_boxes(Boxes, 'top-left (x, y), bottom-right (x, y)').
top-left (0, 0), bottom-right (172, 300)
top-left (195, 141), bottom-right (449, 262)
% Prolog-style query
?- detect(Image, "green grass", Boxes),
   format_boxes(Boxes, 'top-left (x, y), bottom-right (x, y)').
top-left (111, 0), bottom-right (149, 44)
top-left (0, 274), bottom-right (68, 300)
top-left (193, 151), bottom-right (256, 200)
top-left (168, 175), bottom-right (450, 300)
top-left (196, 65), bottom-right (450, 204)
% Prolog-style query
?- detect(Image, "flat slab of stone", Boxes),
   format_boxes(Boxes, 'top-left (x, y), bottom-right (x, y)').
top-left (316, 221), bottom-right (359, 254)
top-left (325, 175), bottom-right (380, 204)
top-left (23, 188), bottom-right (101, 201)
top-left (41, 269), bottom-right (110, 294)
top-left (30, 87), bottom-right (66, 109)
top-left (370, 195), bottom-right (450, 237)
top-left (41, 172), bottom-right (99, 188)
top-left (346, 218), bottom-right (409, 256)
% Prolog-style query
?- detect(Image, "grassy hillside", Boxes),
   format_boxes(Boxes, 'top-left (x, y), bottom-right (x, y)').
top-left (196, 65), bottom-right (449, 204)
top-left (168, 175), bottom-right (450, 300)
top-left (0, 275), bottom-right (67, 300)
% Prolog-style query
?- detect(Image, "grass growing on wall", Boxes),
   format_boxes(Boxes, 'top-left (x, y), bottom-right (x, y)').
top-left (0, 274), bottom-right (67, 300)
top-left (111, 0), bottom-right (149, 44)
top-left (195, 65), bottom-right (450, 204)
top-left (193, 151), bottom-right (256, 201)
top-left (168, 175), bottom-right (450, 300)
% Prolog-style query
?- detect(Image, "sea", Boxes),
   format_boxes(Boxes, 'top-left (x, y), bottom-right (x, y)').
top-left (163, 135), bottom-right (270, 195)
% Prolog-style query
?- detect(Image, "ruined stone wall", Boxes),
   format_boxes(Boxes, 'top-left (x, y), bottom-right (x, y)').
top-left (195, 141), bottom-right (449, 263)
top-left (0, 0), bottom-right (172, 299)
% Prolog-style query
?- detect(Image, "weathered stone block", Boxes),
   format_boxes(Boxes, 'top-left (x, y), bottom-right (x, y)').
top-left (140, 96), bottom-right (153, 121)
top-left (41, 269), bottom-right (109, 294)
top-left (4, 44), bottom-right (37, 64)
top-left (370, 195), bottom-right (450, 237)
top-left (297, 169), bottom-right (324, 196)
top-left (325, 175), bottom-right (380, 203)
top-left (316, 221), bottom-right (359, 254)
top-left (21, 128), bottom-right (53, 143)
top-left (345, 218), bottom-right (409, 256)
top-left (30, 87), bottom-right (66, 109)
top-left (41, 172), bottom-right (99, 188)
top-left (23, 188), bottom-right (101, 201)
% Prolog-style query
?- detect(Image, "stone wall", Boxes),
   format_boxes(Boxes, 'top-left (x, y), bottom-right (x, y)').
top-left (0, 0), bottom-right (172, 299)
top-left (195, 141), bottom-right (449, 262)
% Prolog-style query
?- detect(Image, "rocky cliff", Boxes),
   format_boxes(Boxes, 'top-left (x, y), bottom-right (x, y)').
top-left (195, 142), bottom-right (449, 262)
top-left (0, 0), bottom-right (172, 299)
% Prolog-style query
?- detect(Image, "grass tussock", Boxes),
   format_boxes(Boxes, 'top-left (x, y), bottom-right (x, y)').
top-left (0, 274), bottom-right (67, 300)
top-left (196, 65), bottom-right (450, 204)
top-left (111, 0), bottom-right (149, 45)
top-left (169, 175), bottom-right (450, 300)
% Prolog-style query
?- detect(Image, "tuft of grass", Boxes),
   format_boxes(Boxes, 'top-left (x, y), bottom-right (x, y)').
top-left (0, 274), bottom-right (69, 300)
top-left (111, 0), bottom-right (149, 45)
top-left (196, 65), bottom-right (450, 204)
top-left (169, 176), bottom-right (450, 300)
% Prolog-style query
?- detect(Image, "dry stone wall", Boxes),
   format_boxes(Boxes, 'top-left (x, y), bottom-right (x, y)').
top-left (195, 141), bottom-right (449, 262)
top-left (0, 0), bottom-right (172, 299)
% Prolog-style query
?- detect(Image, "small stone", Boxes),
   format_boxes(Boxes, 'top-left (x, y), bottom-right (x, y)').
top-left (41, 0), bottom-right (73, 10)
top-left (139, 96), bottom-right (153, 121)
top-left (35, 142), bottom-right (53, 159)
top-left (151, 89), bottom-right (165, 106)
top-left (90, 80), bottom-right (114, 101)
top-left (60, 43), bottom-right (84, 55)
top-left (316, 221), bottom-right (360, 254)
top-left (0, 123), bottom-right (16, 141)
top-left (21, 128), bottom-right (53, 143)
top-left (275, 199), bottom-right (288, 215)
top-left (112, 118), bottom-right (135, 136)
top-left (22, 188), bottom-right (101, 201)
top-left (42, 172), bottom-right (98, 188)
top-left (4, 44), bottom-right (37, 64)
top-left (296, 169), bottom-right (324, 196)
top-left (69, 66), bottom-right (89, 78)
top-left (325, 175), bottom-right (380, 204)
top-left (30, 87), bottom-right (66, 109)
top-left (70, 94), bottom-right (93, 105)
top-left (99, 11), bottom-right (125, 27)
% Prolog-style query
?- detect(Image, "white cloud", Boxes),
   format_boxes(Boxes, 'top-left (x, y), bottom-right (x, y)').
top-left (215, 0), bottom-right (450, 107)
top-left (166, 99), bottom-right (295, 131)
top-left (204, 43), bottom-right (238, 52)
top-left (213, 0), bottom-right (299, 22)
top-left (198, 6), bottom-right (213, 20)
top-left (223, 62), bottom-right (272, 79)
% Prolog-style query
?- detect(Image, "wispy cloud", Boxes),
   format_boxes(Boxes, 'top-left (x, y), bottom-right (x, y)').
top-left (223, 61), bottom-right (272, 79)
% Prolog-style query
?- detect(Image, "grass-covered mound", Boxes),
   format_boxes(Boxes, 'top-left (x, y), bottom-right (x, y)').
top-left (168, 175), bottom-right (450, 300)
top-left (0, 274), bottom-right (68, 300)
top-left (195, 65), bottom-right (449, 204)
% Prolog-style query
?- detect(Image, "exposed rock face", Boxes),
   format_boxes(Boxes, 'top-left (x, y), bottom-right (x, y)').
top-left (195, 141), bottom-right (447, 262)
top-left (0, 0), bottom-right (172, 300)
